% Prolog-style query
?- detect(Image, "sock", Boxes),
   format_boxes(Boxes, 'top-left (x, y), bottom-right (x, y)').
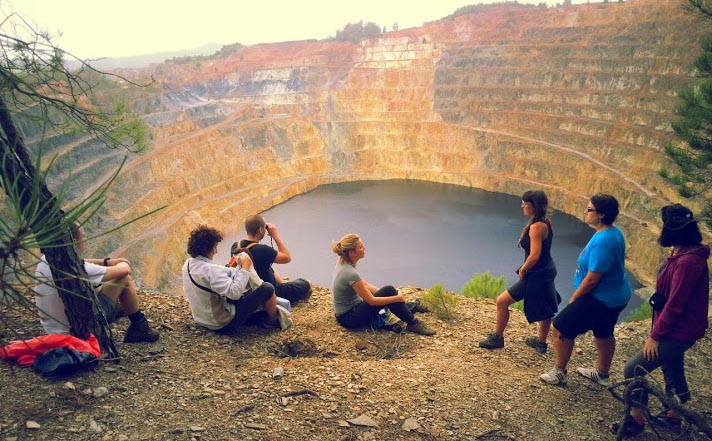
top-left (128, 310), bottom-right (145, 323)
top-left (598, 370), bottom-right (609, 378)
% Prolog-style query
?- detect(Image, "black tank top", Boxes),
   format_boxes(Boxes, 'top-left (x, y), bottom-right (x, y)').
top-left (520, 221), bottom-right (553, 271)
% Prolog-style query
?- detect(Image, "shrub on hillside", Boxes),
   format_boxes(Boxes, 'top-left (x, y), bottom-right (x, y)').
top-left (421, 284), bottom-right (459, 321)
top-left (624, 302), bottom-right (653, 323)
top-left (461, 272), bottom-right (506, 299)
top-left (461, 272), bottom-right (523, 310)
top-left (334, 21), bottom-right (382, 44)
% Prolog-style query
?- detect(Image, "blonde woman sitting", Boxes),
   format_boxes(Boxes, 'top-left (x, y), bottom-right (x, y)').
top-left (331, 234), bottom-right (434, 336)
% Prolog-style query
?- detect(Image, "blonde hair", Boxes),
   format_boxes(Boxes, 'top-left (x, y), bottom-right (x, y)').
top-left (332, 233), bottom-right (360, 265)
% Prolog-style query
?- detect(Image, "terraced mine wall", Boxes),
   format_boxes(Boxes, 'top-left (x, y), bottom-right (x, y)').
top-left (28, 0), bottom-right (710, 291)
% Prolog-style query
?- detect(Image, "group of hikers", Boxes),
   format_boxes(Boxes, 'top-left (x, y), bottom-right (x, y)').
top-left (476, 192), bottom-right (709, 437)
top-left (32, 192), bottom-right (709, 438)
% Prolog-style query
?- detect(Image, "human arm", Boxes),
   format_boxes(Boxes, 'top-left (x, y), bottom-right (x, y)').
top-left (351, 280), bottom-right (405, 306)
top-left (643, 337), bottom-right (659, 361)
top-left (518, 222), bottom-right (546, 280)
top-left (265, 223), bottom-right (291, 264)
top-left (650, 256), bottom-right (707, 341)
top-left (569, 271), bottom-right (604, 303)
top-left (365, 281), bottom-right (380, 294)
top-left (82, 258), bottom-right (131, 282)
top-left (85, 257), bottom-right (129, 266)
top-left (273, 268), bottom-right (285, 284)
top-left (204, 263), bottom-right (251, 300)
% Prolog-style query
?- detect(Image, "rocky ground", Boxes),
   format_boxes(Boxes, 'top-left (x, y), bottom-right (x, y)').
top-left (1, 286), bottom-right (711, 441)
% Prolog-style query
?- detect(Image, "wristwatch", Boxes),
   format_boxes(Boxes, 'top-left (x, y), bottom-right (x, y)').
top-left (103, 257), bottom-right (110, 266)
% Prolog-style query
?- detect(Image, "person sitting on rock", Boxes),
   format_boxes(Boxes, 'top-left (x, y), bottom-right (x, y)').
top-left (232, 214), bottom-right (311, 303)
top-left (183, 224), bottom-right (281, 332)
top-left (331, 233), bottom-right (435, 336)
top-left (34, 222), bottom-right (160, 343)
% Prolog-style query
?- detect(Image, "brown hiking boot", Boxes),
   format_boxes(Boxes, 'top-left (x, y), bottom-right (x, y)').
top-left (479, 332), bottom-right (504, 349)
top-left (124, 317), bottom-right (160, 343)
top-left (524, 336), bottom-right (547, 354)
top-left (406, 319), bottom-right (435, 336)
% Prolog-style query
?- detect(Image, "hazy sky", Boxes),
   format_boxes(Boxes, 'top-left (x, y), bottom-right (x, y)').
top-left (5, 0), bottom-right (589, 59)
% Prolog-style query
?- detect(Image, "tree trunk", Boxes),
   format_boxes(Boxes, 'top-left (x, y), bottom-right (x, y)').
top-left (0, 96), bottom-right (118, 358)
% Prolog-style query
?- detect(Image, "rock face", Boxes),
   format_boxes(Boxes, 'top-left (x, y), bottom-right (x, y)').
top-left (31, 1), bottom-right (709, 291)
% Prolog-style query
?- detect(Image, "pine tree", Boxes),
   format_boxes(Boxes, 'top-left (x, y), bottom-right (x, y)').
top-left (0, 12), bottom-right (149, 356)
top-left (663, 0), bottom-right (712, 227)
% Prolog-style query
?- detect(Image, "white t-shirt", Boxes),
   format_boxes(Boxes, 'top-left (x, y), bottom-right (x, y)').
top-left (34, 255), bottom-right (107, 334)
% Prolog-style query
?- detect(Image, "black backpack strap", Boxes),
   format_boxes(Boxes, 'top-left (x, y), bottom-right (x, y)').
top-left (187, 261), bottom-right (219, 295)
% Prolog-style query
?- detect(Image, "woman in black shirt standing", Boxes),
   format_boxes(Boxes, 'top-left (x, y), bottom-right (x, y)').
top-left (479, 190), bottom-right (559, 353)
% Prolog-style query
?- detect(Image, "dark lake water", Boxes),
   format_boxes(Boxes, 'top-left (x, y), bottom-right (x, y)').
top-left (218, 180), bottom-right (642, 320)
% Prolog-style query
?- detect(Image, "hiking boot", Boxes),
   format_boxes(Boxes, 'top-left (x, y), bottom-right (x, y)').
top-left (410, 300), bottom-right (430, 314)
top-left (479, 332), bottom-right (504, 349)
top-left (576, 367), bottom-right (611, 387)
top-left (524, 336), bottom-right (547, 354)
top-left (609, 416), bottom-right (645, 437)
top-left (651, 411), bottom-right (682, 433)
top-left (261, 316), bottom-right (281, 329)
top-left (124, 317), bottom-right (160, 343)
top-left (539, 367), bottom-right (568, 385)
top-left (406, 319), bottom-right (435, 336)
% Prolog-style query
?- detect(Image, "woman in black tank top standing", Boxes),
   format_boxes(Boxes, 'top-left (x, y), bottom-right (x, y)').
top-left (479, 190), bottom-right (560, 353)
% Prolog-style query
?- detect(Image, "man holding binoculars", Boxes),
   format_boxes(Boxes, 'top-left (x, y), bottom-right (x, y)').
top-left (234, 214), bottom-right (312, 303)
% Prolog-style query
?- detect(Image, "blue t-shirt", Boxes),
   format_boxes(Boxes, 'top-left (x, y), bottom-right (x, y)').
top-left (574, 226), bottom-right (631, 308)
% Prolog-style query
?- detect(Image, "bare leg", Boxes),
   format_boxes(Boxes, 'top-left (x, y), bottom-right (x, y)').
top-left (263, 293), bottom-right (278, 320)
top-left (553, 326), bottom-right (575, 370)
top-left (595, 336), bottom-right (616, 374)
top-left (494, 291), bottom-right (516, 336)
top-left (537, 319), bottom-right (552, 343)
top-left (101, 275), bottom-right (139, 314)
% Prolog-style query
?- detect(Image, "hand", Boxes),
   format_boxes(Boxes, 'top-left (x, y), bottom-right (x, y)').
top-left (236, 253), bottom-right (253, 269)
top-left (643, 337), bottom-right (659, 361)
top-left (518, 268), bottom-right (527, 280)
top-left (111, 258), bottom-right (129, 266)
top-left (265, 223), bottom-right (278, 237)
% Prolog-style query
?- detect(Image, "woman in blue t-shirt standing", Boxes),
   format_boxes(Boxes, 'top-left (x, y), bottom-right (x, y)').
top-left (540, 193), bottom-right (631, 386)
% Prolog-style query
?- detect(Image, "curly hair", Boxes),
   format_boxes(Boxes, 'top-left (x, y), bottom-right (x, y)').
top-left (187, 224), bottom-right (224, 258)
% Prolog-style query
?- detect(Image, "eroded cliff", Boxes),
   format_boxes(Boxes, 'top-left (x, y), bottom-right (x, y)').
top-left (32, 0), bottom-right (710, 290)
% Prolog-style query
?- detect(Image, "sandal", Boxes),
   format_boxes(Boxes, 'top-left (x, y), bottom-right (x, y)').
top-left (609, 417), bottom-right (644, 437)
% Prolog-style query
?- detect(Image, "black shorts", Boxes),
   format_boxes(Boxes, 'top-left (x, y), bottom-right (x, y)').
top-left (275, 278), bottom-right (311, 303)
top-left (553, 294), bottom-right (625, 339)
